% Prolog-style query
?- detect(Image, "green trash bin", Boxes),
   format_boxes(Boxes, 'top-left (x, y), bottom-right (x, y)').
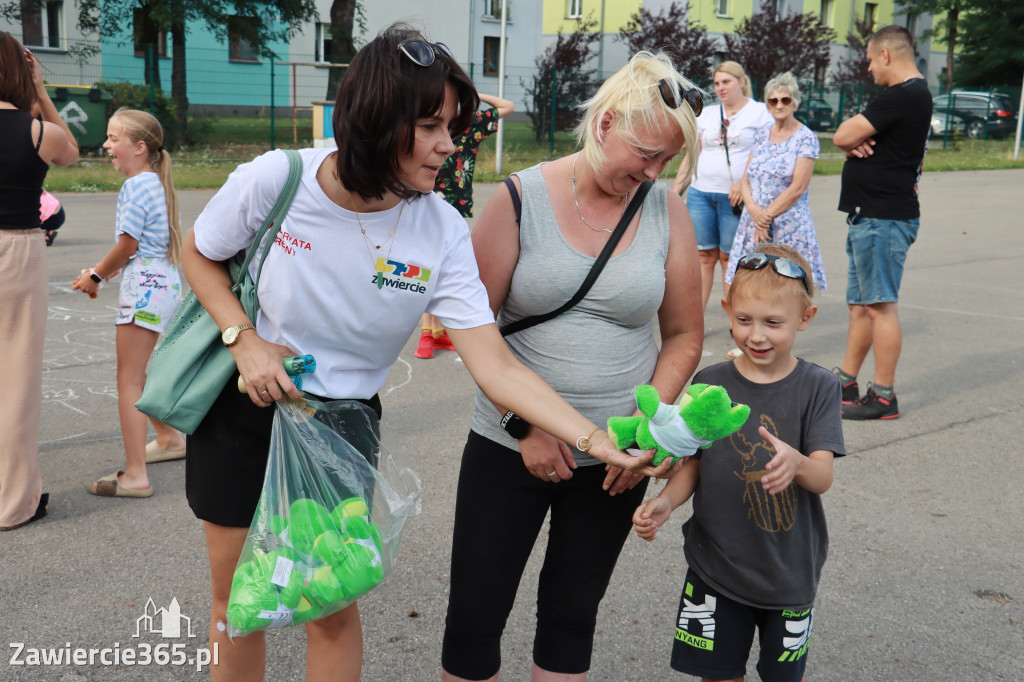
top-left (45, 84), bottom-right (114, 151)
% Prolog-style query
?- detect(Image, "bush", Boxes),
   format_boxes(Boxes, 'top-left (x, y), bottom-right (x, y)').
top-left (522, 17), bottom-right (602, 142)
top-left (94, 81), bottom-right (181, 148)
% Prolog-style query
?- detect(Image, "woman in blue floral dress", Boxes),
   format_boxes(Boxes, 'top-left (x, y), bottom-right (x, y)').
top-left (726, 72), bottom-right (827, 291)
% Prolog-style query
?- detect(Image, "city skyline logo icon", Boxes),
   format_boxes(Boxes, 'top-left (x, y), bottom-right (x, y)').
top-left (133, 598), bottom-right (196, 639)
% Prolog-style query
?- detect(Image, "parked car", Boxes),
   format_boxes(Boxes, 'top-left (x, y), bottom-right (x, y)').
top-left (931, 91), bottom-right (1018, 139)
top-left (796, 98), bottom-right (836, 131)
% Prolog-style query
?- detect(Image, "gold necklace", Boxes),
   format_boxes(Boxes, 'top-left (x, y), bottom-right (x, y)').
top-left (571, 156), bottom-right (628, 234)
top-left (355, 201), bottom-right (405, 289)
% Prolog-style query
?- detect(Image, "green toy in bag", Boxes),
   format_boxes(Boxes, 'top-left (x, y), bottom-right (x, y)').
top-left (607, 384), bottom-right (750, 466)
top-left (226, 496), bottom-right (386, 635)
top-left (225, 395), bottom-right (422, 640)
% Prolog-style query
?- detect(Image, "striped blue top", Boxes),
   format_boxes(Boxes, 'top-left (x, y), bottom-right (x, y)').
top-left (116, 172), bottom-right (170, 258)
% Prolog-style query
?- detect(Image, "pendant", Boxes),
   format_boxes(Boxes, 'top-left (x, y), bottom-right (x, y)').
top-left (376, 271), bottom-right (384, 289)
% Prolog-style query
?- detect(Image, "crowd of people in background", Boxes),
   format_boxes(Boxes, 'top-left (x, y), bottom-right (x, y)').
top-left (1, 19), bottom-right (934, 682)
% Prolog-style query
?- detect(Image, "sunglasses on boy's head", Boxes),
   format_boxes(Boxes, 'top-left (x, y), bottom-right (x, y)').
top-left (737, 253), bottom-right (810, 294)
top-left (398, 39), bottom-right (454, 67)
top-left (768, 96), bottom-right (793, 107)
top-left (655, 78), bottom-right (705, 117)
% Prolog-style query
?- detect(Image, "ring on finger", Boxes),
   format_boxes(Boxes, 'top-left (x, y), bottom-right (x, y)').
top-left (258, 389), bottom-right (269, 396)
top-left (546, 471), bottom-right (557, 477)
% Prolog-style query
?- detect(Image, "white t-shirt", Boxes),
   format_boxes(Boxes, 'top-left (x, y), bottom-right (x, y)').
top-left (193, 148), bottom-right (494, 399)
top-left (691, 98), bottom-right (774, 194)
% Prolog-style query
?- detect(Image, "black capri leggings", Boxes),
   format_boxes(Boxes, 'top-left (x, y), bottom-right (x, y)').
top-left (441, 430), bottom-right (649, 679)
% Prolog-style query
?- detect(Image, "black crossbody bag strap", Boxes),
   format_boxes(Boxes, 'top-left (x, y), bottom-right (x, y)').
top-left (500, 179), bottom-right (655, 338)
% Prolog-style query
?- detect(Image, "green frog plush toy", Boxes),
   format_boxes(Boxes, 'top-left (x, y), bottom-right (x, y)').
top-left (607, 384), bottom-right (750, 466)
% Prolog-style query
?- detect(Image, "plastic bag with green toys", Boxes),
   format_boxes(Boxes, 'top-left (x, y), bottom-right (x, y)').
top-left (226, 397), bottom-right (422, 639)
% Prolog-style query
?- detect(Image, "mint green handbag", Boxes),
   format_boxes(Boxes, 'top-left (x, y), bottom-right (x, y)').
top-left (136, 150), bottom-right (303, 434)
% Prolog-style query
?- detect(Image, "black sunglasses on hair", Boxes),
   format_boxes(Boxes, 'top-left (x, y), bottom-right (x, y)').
top-left (656, 78), bottom-right (704, 117)
top-left (398, 39), bottom-right (454, 67)
top-left (737, 253), bottom-right (810, 293)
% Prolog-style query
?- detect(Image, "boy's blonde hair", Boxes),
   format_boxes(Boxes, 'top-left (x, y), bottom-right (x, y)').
top-left (575, 51), bottom-right (700, 181)
top-left (728, 244), bottom-right (815, 309)
top-left (109, 107), bottom-right (182, 265)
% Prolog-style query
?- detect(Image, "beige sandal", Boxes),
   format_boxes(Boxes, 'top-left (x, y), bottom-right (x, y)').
top-left (145, 440), bottom-right (186, 463)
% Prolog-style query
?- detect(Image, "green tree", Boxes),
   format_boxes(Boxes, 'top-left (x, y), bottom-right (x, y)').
top-left (614, 1), bottom-right (718, 88)
top-left (897, 0), bottom-right (963, 92)
top-left (955, 0), bottom-right (1024, 87)
top-left (325, 0), bottom-right (367, 100)
top-left (2, 1), bottom-right (319, 145)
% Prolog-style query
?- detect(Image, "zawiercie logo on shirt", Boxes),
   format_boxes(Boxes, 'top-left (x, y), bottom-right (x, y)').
top-left (372, 257), bottom-right (431, 294)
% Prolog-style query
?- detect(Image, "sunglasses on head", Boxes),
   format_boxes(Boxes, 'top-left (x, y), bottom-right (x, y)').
top-left (655, 78), bottom-right (704, 117)
top-left (737, 253), bottom-right (810, 293)
top-left (768, 96), bottom-right (793, 107)
top-left (398, 39), bottom-right (454, 67)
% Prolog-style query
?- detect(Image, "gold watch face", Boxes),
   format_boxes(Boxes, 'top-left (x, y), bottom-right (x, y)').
top-left (222, 326), bottom-right (239, 346)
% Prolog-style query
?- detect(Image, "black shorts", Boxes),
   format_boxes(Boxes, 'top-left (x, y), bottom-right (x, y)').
top-left (185, 373), bottom-right (382, 528)
top-left (670, 568), bottom-right (814, 682)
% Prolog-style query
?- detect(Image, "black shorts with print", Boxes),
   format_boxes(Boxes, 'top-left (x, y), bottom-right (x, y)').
top-left (670, 568), bottom-right (814, 682)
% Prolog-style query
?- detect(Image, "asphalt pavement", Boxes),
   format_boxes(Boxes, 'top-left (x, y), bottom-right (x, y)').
top-left (1, 168), bottom-right (1022, 681)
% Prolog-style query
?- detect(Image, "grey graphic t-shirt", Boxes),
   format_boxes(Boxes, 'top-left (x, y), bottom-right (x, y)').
top-left (683, 359), bottom-right (845, 610)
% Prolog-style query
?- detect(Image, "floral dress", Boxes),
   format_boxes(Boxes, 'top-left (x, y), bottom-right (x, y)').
top-left (725, 124), bottom-right (827, 290)
top-left (435, 107), bottom-right (499, 217)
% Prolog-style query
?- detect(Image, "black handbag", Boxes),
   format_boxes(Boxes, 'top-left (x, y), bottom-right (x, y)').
top-left (498, 176), bottom-right (655, 337)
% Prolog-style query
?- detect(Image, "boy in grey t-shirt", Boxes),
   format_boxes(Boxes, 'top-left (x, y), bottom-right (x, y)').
top-left (633, 244), bottom-right (845, 681)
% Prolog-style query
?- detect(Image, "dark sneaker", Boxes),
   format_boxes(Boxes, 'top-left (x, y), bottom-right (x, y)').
top-left (832, 367), bottom-right (859, 404)
top-left (841, 385), bottom-right (899, 420)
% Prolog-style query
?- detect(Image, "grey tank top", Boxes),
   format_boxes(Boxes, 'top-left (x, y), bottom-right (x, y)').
top-left (470, 163), bottom-right (671, 466)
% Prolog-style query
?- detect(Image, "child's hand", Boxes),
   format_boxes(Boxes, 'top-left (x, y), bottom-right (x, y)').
top-left (759, 426), bottom-right (803, 495)
top-left (632, 496), bottom-right (672, 542)
top-left (71, 270), bottom-right (99, 298)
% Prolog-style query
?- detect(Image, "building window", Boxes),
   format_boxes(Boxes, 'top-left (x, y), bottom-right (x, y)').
top-left (865, 3), bottom-right (878, 29)
top-left (133, 9), bottom-right (167, 58)
top-left (715, 0), bottom-right (730, 18)
top-left (315, 23), bottom-right (333, 62)
top-left (21, 0), bottom-right (62, 49)
top-left (567, 0), bottom-right (582, 20)
top-left (228, 15), bottom-right (259, 63)
top-left (484, 0), bottom-right (511, 21)
top-left (483, 36), bottom-right (501, 76)
top-left (819, 0), bottom-right (833, 26)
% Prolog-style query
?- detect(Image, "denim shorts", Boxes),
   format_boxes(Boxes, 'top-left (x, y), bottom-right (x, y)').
top-left (845, 214), bottom-right (919, 305)
top-left (687, 186), bottom-right (741, 252)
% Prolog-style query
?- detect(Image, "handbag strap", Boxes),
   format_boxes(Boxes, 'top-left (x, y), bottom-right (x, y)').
top-left (502, 176), bottom-right (522, 225)
top-left (234, 149), bottom-right (304, 288)
top-left (499, 179), bottom-right (655, 338)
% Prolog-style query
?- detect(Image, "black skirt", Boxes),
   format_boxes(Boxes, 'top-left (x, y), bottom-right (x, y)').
top-left (185, 373), bottom-right (382, 527)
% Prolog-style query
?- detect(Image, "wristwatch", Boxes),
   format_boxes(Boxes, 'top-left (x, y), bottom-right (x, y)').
top-left (221, 324), bottom-right (256, 347)
top-left (499, 411), bottom-right (530, 439)
top-left (88, 270), bottom-right (103, 284)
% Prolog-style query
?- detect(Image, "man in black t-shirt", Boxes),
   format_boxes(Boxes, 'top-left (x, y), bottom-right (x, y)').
top-left (832, 25), bottom-right (932, 421)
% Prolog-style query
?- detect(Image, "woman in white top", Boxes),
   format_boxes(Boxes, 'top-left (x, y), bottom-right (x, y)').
top-left (673, 61), bottom-right (773, 310)
top-left (182, 23), bottom-right (668, 681)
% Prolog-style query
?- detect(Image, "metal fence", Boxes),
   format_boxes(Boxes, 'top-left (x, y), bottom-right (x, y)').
top-left (27, 37), bottom-right (1021, 152)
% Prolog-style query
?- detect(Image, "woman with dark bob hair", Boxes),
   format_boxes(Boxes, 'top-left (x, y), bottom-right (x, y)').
top-left (0, 32), bottom-right (78, 532)
top-left (183, 23), bottom-right (667, 680)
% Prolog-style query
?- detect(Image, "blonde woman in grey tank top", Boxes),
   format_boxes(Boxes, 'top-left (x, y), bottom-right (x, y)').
top-left (443, 52), bottom-right (707, 681)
